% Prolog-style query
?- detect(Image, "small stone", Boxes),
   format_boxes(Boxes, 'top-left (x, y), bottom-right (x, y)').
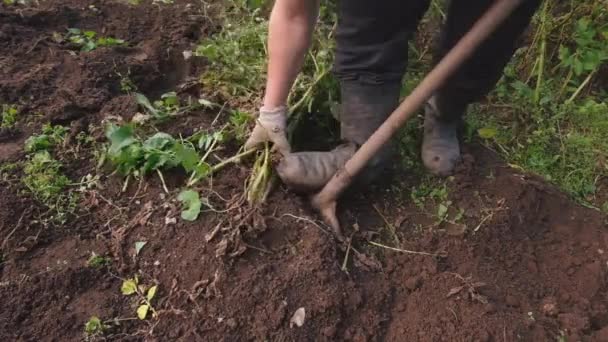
top-left (225, 318), bottom-right (237, 329)
top-left (505, 295), bottom-right (519, 307)
top-left (154, 260), bottom-right (161, 266)
top-left (484, 303), bottom-right (496, 314)
top-left (405, 276), bottom-right (422, 290)
top-left (541, 297), bottom-right (559, 317)
top-left (322, 325), bottom-right (337, 337)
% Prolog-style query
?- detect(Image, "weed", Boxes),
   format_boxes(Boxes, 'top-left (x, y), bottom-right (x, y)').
top-left (22, 151), bottom-right (76, 222)
top-left (86, 253), bottom-right (111, 268)
top-left (121, 276), bottom-right (158, 320)
top-left (1, 104), bottom-right (18, 129)
top-left (66, 28), bottom-right (125, 52)
top-left (84, 316), bottom-right (106, 336)
top-left (24, 124), bottom-right (67, 153)
top-left (0, 162), bottom-right (19, 182)
top-left (105, 124), bottom-right (209, 181)
top-left (459, 1), bottom-right (608, 206)
top-left (22, 125), bottom-right (76, 223)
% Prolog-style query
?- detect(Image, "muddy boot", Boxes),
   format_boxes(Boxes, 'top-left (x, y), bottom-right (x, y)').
top-left (339, 80), bottom-right (401, 184)
top-left (421, 95), bottom-right (461, 176)
top-left (276, 81), bottom-right (400, 193)
top-left (276, 143), bottom-right (357, 193)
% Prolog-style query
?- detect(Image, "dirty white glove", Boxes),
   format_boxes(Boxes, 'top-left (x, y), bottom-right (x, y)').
top-left (244, 106), bottom-right (291, 155)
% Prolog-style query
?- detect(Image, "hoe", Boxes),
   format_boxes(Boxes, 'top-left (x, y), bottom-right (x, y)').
top-left (311, 0), bottom-right (524, 238)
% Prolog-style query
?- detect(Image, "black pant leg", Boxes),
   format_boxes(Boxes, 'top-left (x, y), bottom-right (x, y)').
top-left (434, 0), bottom-right (541, 118)
top-left (333, 0), bottom-right (431, 85)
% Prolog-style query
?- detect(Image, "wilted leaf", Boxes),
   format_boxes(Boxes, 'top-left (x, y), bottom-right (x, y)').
top-left (478, 127), bottom-right (497, 139)
top-left (134, 93), bottom-right (159, 117)
top-left (178, 189), bottom-right (202, 221)
top-left (121, 278), bottom-right (138, 295)
top-left (147, 285), bottom-right (158, 301)
top-left (135, 241), bottom-right (147, 256)
top-left (137, 304), bottom-right (149, 320)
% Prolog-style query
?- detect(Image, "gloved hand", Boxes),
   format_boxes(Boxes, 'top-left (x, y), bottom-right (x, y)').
top-left (276, 143), bottom-right (356, 193)
top-left (244, 106), bottom-right (291, 155)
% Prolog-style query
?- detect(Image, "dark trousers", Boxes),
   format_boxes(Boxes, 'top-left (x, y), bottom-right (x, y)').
top-left (333, 0), bottom-right (541, 118)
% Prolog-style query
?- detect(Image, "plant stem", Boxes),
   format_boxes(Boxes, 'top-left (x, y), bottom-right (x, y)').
top-left (566, 70), bottom-right (596, 104)
top-left (156, 169), bottom-right (169, 194)
top-left (187, 148), bottom-right (256, 187)
top-left (369, 241), bottom-right (438, 257)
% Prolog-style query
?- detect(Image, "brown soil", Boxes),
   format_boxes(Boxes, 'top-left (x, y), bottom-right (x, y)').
top-left (1, 1), bottom-right (607, 342)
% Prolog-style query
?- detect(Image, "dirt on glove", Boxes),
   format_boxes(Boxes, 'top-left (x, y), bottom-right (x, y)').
top-left (1, 1), bottom-right (607, 342)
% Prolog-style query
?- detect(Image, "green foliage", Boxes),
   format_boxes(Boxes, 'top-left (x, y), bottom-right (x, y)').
top-left (66, 28), bottom-right (125, 52)
top-left (177, 189), bottom-right (202, 221)
top-left (86, 253), bottom-right (111, 268)
top-left (1, 104), bottom-right (18, 129)
top-left (84, 316), bottom-right (105, 335)
top-left (22, 125), bottom-right (75, 222)
top-left (104, 124), bottom-right (209, 179)
top-left (121, 276), bottom-right (158, 320)
top-left (23, 151), bottom-right (72, 208)
top-left (461, 1), bottom-right (608, 205)
top-left (24, 124), bottom-right (67, 153)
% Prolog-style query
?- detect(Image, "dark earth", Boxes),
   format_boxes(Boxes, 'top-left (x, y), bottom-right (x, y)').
top-left (1, 0), bottom-right (607, 341)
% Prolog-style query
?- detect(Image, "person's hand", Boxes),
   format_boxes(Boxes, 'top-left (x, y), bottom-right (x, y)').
top-left (244, 106), bottom-right (291, 155)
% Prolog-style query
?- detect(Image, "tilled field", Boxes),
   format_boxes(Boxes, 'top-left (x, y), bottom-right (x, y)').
top-left (0, 1), bottom-right (607, 341)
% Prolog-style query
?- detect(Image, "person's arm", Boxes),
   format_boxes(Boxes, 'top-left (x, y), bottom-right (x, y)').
top-left (263, 0), bottom-right (320, 109)
top-left (245, 0), bottom-right (319, 154)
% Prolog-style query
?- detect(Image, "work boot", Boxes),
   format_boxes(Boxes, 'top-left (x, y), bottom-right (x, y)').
top-left (421, 95), bottom-right (461, 176)
top-left (276, 142), bottom-right (357, 193)
top-left (275, 80), bottom-right (401, 193)
top-left (339, 80), bottom-right (401, 184)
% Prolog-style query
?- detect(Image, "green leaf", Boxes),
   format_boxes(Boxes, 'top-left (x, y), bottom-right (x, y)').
top-left (134, 241), bottom-right (147, 256)
top-left (161, 92), bottom-right (178, 107)
top-left (173, 143), bottom-right (200, 172)
top-left (177, 189), bottom-right (202, 221)
top-left (147, 285), bottom-right (158, 301)
top-left (137, 304), bottom-right (149, 320)
top-left (478, 127), bottom-right (497, 139)
top-left (121, 278), bottom-right (138, 295)
top-left (84, 316), bottom-right (103, 335)
top-left (24, 134), bottom-right (52, 152)
top-left (143, 132), bottom-right (175, 150)
top-left (437, 203), bottom-right (449, 219)
top-left (134, 93), bottom-right (160, 118)
top-left (106, 124), bottom-right (137, 155)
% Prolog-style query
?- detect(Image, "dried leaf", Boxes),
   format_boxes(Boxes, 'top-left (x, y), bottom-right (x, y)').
top-left (446, 286), bottom-right (464, 298)
top-left (289, 307), bottom-right (306, 328)
top-left (134, 241), bottom-right (147, 256)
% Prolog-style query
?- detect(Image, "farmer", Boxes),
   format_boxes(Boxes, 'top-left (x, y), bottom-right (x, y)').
top-left (245, 0), bottom-right (541, 191)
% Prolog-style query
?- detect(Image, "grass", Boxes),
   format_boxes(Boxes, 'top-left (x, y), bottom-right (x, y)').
top-left (21, 125), bottom-right (78, 223)
top-left (1, 104), bottom-right (18, 129)
top-left (463, 1), bottom-right (608, 207)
